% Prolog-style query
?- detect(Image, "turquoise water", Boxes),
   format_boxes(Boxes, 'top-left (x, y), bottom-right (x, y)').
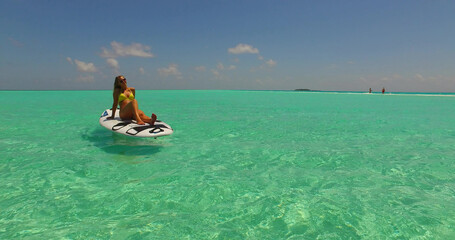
top-left (1, 90), bottom-right (455, 239)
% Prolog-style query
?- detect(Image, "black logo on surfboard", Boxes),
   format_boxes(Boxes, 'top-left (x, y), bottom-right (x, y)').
top-left (111, 121), bottom-right (170, 136)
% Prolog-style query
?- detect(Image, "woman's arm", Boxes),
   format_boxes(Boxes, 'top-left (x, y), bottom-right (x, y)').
top-left (130, 87), bottom-right (136, 97)
top-left (109, 89), bottom-right (120, 119)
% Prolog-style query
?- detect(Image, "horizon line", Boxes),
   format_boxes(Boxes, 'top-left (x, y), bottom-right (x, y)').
top-left (1, 89), bottom-right (455, 94)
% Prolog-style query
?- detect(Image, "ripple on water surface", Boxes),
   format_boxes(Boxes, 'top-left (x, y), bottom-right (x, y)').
top-left (1, 90), bottom-right (455, 239)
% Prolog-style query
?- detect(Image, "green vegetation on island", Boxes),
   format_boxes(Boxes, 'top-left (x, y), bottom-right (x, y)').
top-left (295, 89), bottom-right (320, 92)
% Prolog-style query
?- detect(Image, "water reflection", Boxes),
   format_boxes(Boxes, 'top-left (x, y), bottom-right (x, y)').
top-left (82, 128), bottom-right (171, 156)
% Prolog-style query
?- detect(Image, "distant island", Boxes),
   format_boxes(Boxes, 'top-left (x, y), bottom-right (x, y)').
top-left (294, 89), bottom-right (320, 92)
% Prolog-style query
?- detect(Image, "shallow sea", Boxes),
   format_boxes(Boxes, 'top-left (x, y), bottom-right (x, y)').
top-left (1, 90), bottom-right (455, 239)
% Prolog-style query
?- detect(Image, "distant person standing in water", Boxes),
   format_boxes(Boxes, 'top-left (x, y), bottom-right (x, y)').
top-left (382, 88), bottom-right (385, 94)
top-left (369, 88), bottom-right (372, 93)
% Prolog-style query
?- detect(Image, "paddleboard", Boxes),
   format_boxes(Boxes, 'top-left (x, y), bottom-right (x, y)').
top-left (99, 109), bottom-right (173, 138)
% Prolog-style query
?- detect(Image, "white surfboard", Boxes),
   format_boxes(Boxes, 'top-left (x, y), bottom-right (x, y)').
top-left (99, 109), bottom-right (173, 138)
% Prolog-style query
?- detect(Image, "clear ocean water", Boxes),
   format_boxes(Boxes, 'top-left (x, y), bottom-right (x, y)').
top-left (1, 90), bottom-right (455, 239)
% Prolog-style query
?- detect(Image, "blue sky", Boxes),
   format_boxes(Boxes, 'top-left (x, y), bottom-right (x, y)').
top-left (1, 0), bottom-right (454, 91)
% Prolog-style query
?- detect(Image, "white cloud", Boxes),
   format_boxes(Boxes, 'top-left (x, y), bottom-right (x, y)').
top-left (393, 74), bottom-right (403, 79)
top-left (415, 74), bottom-right (425, 82)
top-left (266, 59), bottom-right (277, 67)
top-left (100, 48), bottom-right (115, 58)
top-left (100, 41), bottom-right (154, 58)
top-left (9, 37), bottom-right (24, 47)
top-left (106, 58), bottom-right (119, 69)
top-left (211, 69), bottom-right (220, 77)
top-left (216, 63), bottom-right (236, 71)
top-left (227, 44), bottom-right (276, 71)
top-left (228, 43), bottom-right (259, 54)
top-left (106, 58), bottom-right (119, 74)
top-left (77, 75), bottom-right (95, 82)
top-left (158, 64), bottom-right (182, 79)
top-left (74, 59), bottom-right (97, 72)
top-left (139, 67), bottom-right (145, 75)
top-left (195, 66), bottom-right (206, 72)
top-left (66, 57), bottom-right (73, 64)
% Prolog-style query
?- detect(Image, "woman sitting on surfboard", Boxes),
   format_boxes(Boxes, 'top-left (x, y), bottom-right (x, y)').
top-left (108, 75), bottom-right (157, 125)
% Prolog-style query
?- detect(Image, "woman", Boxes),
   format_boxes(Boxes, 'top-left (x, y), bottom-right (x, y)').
top-left (108, 75), bottom-right (156, 125)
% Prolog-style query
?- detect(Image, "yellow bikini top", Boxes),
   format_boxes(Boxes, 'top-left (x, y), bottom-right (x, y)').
top-left (119, 92), bottom-right (134, 103)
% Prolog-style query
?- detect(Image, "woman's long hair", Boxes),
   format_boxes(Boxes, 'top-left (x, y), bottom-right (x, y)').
top-left (113, 75), bottom-right (123, 90)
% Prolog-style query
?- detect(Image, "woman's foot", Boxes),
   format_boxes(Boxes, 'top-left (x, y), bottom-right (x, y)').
top-left (151, 113), bottom-right (157, 126)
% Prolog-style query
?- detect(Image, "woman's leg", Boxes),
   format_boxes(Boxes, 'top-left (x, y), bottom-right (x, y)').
top-left (120, 99), bottom-right (145, 125)
top-left (120, 99), bottom-right (156, 125)
top-left (138, 110), bottom-right (157, 125)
